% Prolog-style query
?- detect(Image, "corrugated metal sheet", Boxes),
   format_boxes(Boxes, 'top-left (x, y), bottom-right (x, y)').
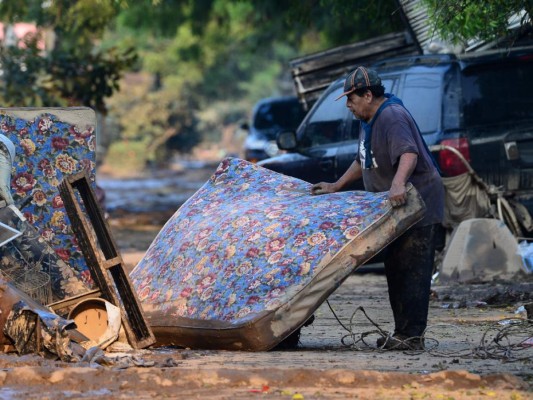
top-left (397, 0), bottom-right (438, 52)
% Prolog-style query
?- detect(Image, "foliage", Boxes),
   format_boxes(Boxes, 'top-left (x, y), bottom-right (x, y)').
top-left (103, 0), bottom-right (406, 169)
top-left (0, 34), bottom-right (53, 107)
top-left (46, 47), bottom-right (137, 113)
top-left (1, 0), bottom-right (406, 169)
top-left (422, 0), bottom-right (532, 45)
top-left (3, 0), bottom-right (532, 171)
top-left (104, 71), bottom-right (201, 170)
top-left (0, 0), bottom-right (136, 114)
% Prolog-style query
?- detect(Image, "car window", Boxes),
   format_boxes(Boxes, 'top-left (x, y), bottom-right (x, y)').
top-left (299, 85), bottom-right (350, 147)
top-left (381, 78), bottom-right (396, 94)
top-left (254, 100), bottom-right (306, 131)
top-left (462, 59), bottom-right (533, 131)
top-left (400, 73), bottom-right (441, 134)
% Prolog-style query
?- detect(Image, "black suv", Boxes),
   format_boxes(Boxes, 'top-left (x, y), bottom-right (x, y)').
top-left (259, 47), bottom-right (533, 217)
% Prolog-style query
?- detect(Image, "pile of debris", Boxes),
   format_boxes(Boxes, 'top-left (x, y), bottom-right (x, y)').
top-left (0, 109), bottom-right (154, 363)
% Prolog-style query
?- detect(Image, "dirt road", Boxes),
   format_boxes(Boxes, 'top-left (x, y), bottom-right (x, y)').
top-left (1, 267), bottom-right (531, 399)
top-left (0, 162), bottom-right (532, 399)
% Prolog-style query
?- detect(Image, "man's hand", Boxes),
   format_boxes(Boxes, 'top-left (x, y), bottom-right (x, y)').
top-left (389, 182), bottom-right (407, 207)
top-left (311, 182), bottom-right (338, 195)
top-left (389, 153), bottom-right (417, 207)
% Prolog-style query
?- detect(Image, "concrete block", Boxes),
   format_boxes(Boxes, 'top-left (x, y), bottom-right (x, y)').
top-left (440, 218), bottom-right (523, 283)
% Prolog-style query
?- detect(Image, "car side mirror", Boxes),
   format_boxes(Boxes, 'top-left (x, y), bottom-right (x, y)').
top-left (277, 131), bottom-right (297, 150)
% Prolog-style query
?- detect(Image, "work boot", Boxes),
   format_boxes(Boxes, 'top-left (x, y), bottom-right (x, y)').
top-left (376, 333), bottom-right (424, 350)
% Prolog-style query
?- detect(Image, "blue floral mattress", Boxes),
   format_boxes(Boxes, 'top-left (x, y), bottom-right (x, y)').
top-left (0, 108), bottom-right (97, 295)
top-left (131, 158), bottom-right (425, 350)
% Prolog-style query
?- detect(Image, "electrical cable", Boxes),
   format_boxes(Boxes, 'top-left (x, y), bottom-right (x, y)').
top-left (325, 299), bottom-right (533, 361)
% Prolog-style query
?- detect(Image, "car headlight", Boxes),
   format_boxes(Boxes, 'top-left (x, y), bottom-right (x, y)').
top-left (244, 136), bottom-right (266, 150)
top-left (265, 141), bottom-right (280, 157)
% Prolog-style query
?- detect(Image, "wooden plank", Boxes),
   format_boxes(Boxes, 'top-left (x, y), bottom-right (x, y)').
top-left (58, 171), bottom-right (155, 349)
top-left (288, 31), bottom-right (420, 109)
top-left (102, 257), bottom-right (122, 270)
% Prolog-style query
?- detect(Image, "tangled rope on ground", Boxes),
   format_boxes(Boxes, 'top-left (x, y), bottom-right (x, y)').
top-left (326, 300), bottom-right (533, 362)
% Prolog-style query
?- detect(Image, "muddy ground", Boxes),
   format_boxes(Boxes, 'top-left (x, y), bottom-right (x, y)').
top-left (1, 161), bottom-right (533, 399)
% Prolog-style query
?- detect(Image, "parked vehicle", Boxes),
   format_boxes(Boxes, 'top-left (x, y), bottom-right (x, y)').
top-left (259, 47), bottom-right (533, 230)
top-left (243, 96), bottom-right (306, 163)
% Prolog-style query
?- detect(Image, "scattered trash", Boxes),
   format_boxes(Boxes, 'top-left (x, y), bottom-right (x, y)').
top-left (483, 289), bottom-right (532, 306)
top-left (440, 300), bottom-right (487, 309)
top-left (0, 205), bottom-right (90, 304)
top-left (81, 348), bottom-right (156, 368)
top-left (517, 241), bottom-right (533, 274)
top-left (515, 305), bottom-right (527, 319)
top-left (68, 298), bottom-right (122, 350)
top-left (431, 271), bottom-right (439, 285)
top-left (0, 108), bottom-right (148, 362)
top-left (0, 276), bottom-right (87, 362)
top-left (497, 319), bottom-right (523, 326)
top-left (249, 385), bottom-right (270, 393)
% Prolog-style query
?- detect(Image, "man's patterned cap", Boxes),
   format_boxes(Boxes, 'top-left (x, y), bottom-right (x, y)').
top-left (335, 66), bottom-right (381, 101)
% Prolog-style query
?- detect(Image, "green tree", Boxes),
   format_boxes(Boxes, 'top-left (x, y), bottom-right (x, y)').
top-left (105, 0), bottom-right (405, 170)
top-left (422, 0), bottom-right (532, 45)
top-left (0, 0), bottom-right (136, 113)
top-left (2, 0), bottom-right (406, 170)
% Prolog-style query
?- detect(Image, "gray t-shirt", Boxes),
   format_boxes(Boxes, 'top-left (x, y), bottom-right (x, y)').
top-left (356, 103), bottom-right (444, 227)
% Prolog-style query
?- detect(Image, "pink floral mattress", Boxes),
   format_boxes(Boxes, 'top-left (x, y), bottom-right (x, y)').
top-left (131, 158), bottom-right (425, 350)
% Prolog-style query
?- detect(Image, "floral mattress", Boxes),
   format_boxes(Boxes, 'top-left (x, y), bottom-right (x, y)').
top-left (0, 108), bottom-right (97, 296)
top-left (131, 158), bottom-right (425, 350)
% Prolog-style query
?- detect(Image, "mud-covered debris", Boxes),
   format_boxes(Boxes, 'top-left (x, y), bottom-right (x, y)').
top-left (482, 289), bottom-right (533, 306)
top-left (4, 300), bottom-right (83, 362)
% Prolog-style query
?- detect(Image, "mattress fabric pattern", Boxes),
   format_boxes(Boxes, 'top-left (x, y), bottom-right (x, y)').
top-left (0, 108), bottom-right (97, 288)
top-left (131, 158), bottom-right (393, 325)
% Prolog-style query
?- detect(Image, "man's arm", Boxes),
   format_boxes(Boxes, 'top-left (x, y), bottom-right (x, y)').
top-left (311, 160), bottom-right (362, 195)
top-left (389, 152), bottom-right (417, 207)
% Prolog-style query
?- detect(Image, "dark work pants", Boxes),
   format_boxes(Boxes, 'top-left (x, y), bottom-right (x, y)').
top-left (383, 223), bottom-right (437, 338)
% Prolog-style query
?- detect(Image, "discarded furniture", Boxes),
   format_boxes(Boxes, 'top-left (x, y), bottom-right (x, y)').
top-left (0, 205), bottom-right (90, 304)
top-left (0, 107), bottom-right (97, 282)
top-left (131, 158), bottom-right (425, 351)
top-left (58, 172), bottom-right (155, 349)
